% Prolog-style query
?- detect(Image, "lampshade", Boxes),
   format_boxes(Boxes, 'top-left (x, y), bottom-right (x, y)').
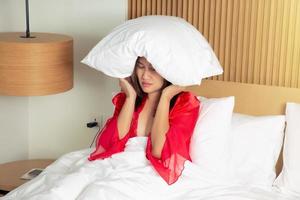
top-left (0, 32), bottom-right (73, 96)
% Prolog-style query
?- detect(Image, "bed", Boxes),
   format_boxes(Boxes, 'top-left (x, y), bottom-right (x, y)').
top-left (2, 0), bottom-right (300, 199)
top-left (1, 80), bottom-right (299, 200)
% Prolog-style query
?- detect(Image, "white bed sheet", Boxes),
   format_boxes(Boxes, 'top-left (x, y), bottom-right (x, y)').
top-left (1, 137), bottom-right (298, 200)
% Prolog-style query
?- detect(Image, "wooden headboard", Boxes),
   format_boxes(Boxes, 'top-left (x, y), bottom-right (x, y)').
top-left (188, 80), bottom-right (300, 115)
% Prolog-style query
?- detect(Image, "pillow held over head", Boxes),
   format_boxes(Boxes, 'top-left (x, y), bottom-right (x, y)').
top-left (81, 15), bottom-right (223, 86)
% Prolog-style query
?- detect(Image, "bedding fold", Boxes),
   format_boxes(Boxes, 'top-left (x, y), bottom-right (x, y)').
top-left (1, 137), bottom-right (297, 200)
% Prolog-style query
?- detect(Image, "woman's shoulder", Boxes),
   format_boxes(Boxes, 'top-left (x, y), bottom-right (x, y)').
top-left (172, 91), bottom-right (200, 111)
top-left (112, 92), bottom-right (126, 106)
top-left (177, 91), bottom-right (200, 104)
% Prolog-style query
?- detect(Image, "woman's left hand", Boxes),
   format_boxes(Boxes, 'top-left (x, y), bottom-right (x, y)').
top-left (162, 85), bottom-right (186, 101)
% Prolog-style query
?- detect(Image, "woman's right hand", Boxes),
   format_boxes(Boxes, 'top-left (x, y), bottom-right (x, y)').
top-left (119, 78), bottom-right (136, 99)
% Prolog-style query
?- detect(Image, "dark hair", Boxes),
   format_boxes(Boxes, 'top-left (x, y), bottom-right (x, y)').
top-left (130, 57), bottom-right (179, 110)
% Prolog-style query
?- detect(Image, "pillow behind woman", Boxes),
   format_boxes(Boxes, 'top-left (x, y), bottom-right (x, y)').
top-left (274, 103), bottom-right (300, 197)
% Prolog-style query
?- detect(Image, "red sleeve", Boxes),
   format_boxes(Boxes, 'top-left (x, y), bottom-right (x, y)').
top-left (146, 92), bottom-right (200, 185)
top-left (88, 92), bottom-right (132, 161)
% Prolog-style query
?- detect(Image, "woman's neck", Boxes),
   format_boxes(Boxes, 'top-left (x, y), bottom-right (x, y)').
top-left (147, 91), bottom-right (161, 103)
top-left (144, 91), bottom-right (161, 114)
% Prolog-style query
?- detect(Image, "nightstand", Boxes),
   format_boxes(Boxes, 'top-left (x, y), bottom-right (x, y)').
top-left (0, 159), bottom-right (54, 196)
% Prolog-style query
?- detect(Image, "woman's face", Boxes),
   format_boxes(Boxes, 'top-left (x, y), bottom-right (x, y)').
top-left (135, 57), bottom-right (165, 94)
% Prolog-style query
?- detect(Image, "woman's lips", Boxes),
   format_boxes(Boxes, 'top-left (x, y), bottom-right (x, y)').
top-left (142, 82), bottom-right (152, 87)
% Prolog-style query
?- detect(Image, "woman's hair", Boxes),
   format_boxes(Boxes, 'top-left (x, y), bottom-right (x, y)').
top-left (130, 57), bottom-right (179, 110)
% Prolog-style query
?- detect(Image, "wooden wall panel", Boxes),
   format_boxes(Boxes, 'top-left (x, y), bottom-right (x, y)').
top-left (128, 0), bottom-right (300, 88)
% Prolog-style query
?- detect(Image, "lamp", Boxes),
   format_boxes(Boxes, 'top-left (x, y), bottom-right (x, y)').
top-left (0, 0), bottom-right (73, 96)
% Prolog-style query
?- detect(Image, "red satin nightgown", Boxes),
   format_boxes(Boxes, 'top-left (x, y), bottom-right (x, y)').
top-left (88, 91), bottom-right (200, 185)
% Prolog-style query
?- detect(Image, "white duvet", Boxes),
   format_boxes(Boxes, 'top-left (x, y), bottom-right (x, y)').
top-left (1, 137), bottom-right (298, 200)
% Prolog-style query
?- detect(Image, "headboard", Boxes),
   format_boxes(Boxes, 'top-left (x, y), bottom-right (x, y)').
top-left (188, 80), bottom-right (300, 115)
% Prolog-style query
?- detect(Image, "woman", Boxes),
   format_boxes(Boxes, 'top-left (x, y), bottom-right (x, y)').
top-left (89, 57), bottom-right (200, 185)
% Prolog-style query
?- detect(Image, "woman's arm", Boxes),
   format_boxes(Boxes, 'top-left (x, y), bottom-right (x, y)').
top-left (150, 94), bottom-right (170, 158)
top-left (117, 96), bottom-right (136, 139)
top-left (89, 78), bottom-right (137, 161)
top-left (146, 91), bottom-right (200, 184)
top-left (150, 85), bottom-right (185, 158)
top-left (117, 78), bottom-right (136, 139)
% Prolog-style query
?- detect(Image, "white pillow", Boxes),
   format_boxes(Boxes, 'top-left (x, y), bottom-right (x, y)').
top-left (81, 15), bottom-right (223, 86)
top-left (274, 103), bottom-right (300, 196)
top-left (190, 96), bottom-right (234, 182)
top-left (229, 113), bottom-right (285, 188)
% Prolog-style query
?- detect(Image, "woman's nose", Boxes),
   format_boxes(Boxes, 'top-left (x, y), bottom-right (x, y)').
top-left (142, 70), bottom-right (150, 79)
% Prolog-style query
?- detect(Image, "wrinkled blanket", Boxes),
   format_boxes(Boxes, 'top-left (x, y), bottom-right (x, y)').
top-left (1, 137), bottom-right (297, 200)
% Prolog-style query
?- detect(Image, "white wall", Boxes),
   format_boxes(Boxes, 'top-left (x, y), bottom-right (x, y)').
top-left (0, 0), bottom-right (127, 162)
top-left (0, 97), bottom-right (28, 164)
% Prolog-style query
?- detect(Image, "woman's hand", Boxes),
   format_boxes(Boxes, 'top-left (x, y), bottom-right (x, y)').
top-left (162, 85), bottom-right (186, 101)
top-left (119, 78), bottom-right (136, 99)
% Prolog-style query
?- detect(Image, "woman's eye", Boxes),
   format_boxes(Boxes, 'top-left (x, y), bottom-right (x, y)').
top-left (150, 67), bottom-right (156, 71)
top-left (137, 64), bottom-right (144, 68)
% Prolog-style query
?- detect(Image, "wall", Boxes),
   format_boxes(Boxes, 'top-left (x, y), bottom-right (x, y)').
top-left (0, 1), bottom-right (29, 163)
top-left (128, 0), bottom-right (300, 88)
top-left (0, 0), bottom-right (127, 161)
top-left (0, 97), bottom-right (28, 163)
